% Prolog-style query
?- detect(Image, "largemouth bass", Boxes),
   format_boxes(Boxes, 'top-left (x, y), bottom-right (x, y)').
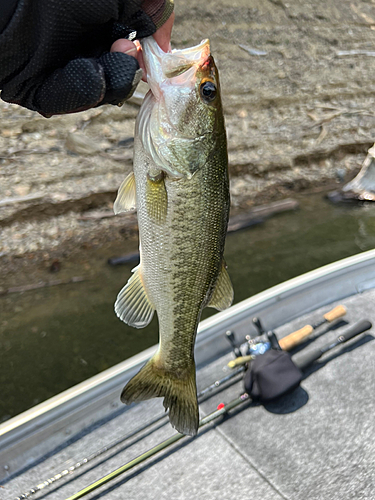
top-left (114, 37), bottom-right (233, 436)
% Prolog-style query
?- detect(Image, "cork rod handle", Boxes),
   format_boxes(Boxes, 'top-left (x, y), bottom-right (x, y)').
top-left (323, 305), bottom-right (347, 322)
top-left (279, 325), bottom-right (314, 351)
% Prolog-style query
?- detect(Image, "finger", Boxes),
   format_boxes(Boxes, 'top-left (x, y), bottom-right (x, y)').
top-left (98, 51), bottom-right (142, 104)
top-left (153, 12), bottom-right (174, 52)
top-left (110, 39), bottom-right (137, 57)
top-left (33, 52), bottom-right (141, 116)
top-left (111, 38), bottom-right (147, 82)
top-left (34, 58), bottom-right (106, 116)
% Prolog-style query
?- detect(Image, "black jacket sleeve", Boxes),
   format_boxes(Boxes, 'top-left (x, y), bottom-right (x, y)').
top-left (0, 0), bottom-right (173, 116)
top-left (0, 0), bottom-right (18, 33)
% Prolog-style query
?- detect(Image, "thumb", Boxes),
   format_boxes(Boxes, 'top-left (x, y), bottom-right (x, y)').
top-left (99, 51), bottom-right (142, 105)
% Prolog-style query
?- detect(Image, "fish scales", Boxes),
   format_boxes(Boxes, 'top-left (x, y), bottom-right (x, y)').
top-left (136, 145), bottom-right (227, 362)
top-left (114, 37), bottom-right (233, 435)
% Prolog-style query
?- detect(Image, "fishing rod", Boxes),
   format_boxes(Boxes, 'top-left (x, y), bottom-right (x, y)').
top-left (64, 319), bottom-right (371, 500)
top-left (293, 319), bottom-right (372, 369)
top-left (228, 304), bottom-right (347, 368)
top-left (17, 307), bottom-right (346, 498)
top-left (279, 304), bottom-right (347, 351)
top-left (64, 393), bottom-right (251, 500)
top-left (14, 306), bottom-right (351, 499)
top-left (15, 367), bottom-right (245, 500)
top-left (15, 415), bottom-right (169, 500)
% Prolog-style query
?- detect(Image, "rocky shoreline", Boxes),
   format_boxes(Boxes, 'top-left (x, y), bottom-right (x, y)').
top-left (1, 0), bottom-right (375, 285)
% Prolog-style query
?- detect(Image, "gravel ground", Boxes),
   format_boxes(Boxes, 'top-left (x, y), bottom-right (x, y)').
top-left (1, 0), bottom-right (375, 284)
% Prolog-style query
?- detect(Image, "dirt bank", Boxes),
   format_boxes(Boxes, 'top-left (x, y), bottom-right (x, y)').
top-left (1, 0), bottom-right (375, 284)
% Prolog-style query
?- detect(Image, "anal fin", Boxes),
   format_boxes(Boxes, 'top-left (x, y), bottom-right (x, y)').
top-left (207, 261), bottom-right (234, 311)
top-left (115, 265), bottom-right (155, 328)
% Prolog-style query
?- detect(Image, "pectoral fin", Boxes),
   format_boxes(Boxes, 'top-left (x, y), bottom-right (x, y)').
top-left (113, 172), bottom-right (136, 214)
top-left (207, 262), bottom-right (234, 311)
top-left (115, 265), bottom-right (155, 328)
top-left (146, 171), bottom-right (168, 224)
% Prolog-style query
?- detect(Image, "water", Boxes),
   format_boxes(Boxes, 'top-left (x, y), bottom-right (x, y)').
top-left (1, 190), bottom-right (375, 422)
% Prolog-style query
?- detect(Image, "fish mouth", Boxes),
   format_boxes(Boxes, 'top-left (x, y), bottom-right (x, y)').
top-left (162, 39), bottom-right (211, 78)
top-left (141, 37), bottom-right (211, 91)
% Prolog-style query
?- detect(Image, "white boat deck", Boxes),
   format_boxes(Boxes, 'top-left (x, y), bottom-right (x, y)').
top-left (1, 251), bottom-right (375, 500)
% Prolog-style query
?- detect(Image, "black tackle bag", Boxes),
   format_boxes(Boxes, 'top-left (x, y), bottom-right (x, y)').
top-left (243, 349), bottom-right (302, 402)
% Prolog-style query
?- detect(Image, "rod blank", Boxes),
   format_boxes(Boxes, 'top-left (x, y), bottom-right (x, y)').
top-left (65, 394), bottom-right (250, 500)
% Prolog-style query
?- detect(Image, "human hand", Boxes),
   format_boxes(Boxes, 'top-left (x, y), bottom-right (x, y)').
top-left (111, 12), bottom-right (175, 82)
top-left (0, 0), bottom-right (174, 116)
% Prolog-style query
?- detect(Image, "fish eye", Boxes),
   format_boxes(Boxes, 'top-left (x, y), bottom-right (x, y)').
top-left (200, 81), bottom-right (217, 103)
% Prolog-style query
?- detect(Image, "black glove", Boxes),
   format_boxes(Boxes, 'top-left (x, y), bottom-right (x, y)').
top-left (0, 0), bottom-right (159, 116)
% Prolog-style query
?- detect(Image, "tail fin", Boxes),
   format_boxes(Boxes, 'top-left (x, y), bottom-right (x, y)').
top-left (121, 356), bottom-right (199, 436)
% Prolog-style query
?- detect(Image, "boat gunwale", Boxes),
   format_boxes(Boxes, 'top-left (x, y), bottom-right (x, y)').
top-left (1, 249), bottom-right (375, 478)
top-left (2, 248), bottom-right (375, 438)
